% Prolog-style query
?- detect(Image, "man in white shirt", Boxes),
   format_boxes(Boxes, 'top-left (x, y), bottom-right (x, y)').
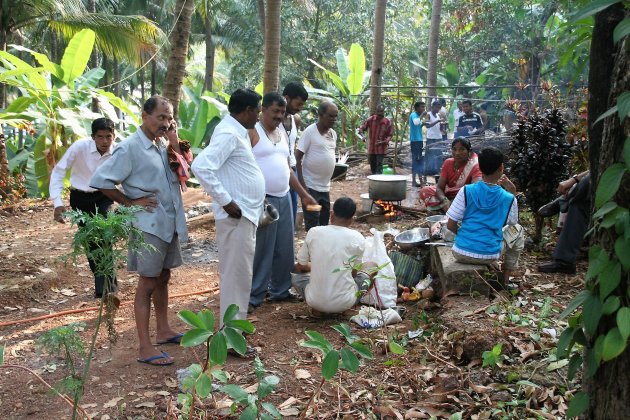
top-left (423, 101), bottom-right (446, 175)
top-left (296, 101), bottom-right (338, 231)
top-left (191, 89), bottom-right (265, 332)
top-left (248, 92), bottom-right (316, 312)
top-left (49, 117), bottom-right (117, 298)
top-left (292, 197), bottom-right (373, 316)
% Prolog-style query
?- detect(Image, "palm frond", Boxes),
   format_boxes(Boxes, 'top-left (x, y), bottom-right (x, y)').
top-left (48, 14), bottom-right (165, 66)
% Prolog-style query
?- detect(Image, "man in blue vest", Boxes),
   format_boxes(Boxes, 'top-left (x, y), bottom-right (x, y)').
top-left (445, 147), bottom-right (523, 286)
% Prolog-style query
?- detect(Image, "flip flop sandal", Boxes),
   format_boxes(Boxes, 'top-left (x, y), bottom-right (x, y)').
top-left (137, 351), bottom-right (174, 366)
top-left (228, 346), bottom-right (257, 359)
top-left (157, 333), bottom-right (184, 345)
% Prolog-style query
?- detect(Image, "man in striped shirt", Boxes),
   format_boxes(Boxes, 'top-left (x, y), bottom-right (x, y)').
top-left (358, 104), bottom-right (393, 174)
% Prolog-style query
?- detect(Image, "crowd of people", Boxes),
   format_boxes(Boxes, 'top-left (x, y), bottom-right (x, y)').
top-left (49, 89), bottom-right (583, 366)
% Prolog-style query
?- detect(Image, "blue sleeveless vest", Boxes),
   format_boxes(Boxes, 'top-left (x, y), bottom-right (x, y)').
top-left (455, 182), bottom-right (515, 256)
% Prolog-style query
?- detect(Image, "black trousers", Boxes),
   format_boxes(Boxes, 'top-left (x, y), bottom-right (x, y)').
top-left (69, 189), bottom-right (117, 297)
top-left (368, 154), bottom-right (384, 174)
top-left (303, 188), bottom-right (330, 231)
top-left (553, 175), bottom-right (590, 264)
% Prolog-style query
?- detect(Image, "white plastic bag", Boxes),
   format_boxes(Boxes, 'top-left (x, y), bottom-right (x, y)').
top-left (350, 306), bottom-right (402, 328)
top-left (360, 228), bottom-right (397, 308)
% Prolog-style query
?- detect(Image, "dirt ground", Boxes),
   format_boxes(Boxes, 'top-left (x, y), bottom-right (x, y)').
top-left (0, 163), bottom-right (585, 419)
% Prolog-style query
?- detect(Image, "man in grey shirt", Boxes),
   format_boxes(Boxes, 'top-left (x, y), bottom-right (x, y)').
top-left (90, 96), bottom-right (187, 366)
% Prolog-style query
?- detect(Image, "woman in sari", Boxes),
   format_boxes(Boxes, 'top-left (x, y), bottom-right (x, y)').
top-left (420, 138), bottom-right (482, 212)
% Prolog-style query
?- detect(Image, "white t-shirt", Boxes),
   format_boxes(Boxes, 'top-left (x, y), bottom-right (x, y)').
top-left (297, 225), bottom-right (366, 313)
top-left (297, 123), bottom-right (337, 192)
top-left (426, 112), bottom-right (442, 139)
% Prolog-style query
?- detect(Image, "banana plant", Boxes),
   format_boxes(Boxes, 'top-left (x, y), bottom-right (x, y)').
top-left (0, 29), bottom-right (137, 197)
top-left (308, 43), bottom-right (371, 146)
top-left (178, 85), bottom-right (228, 154)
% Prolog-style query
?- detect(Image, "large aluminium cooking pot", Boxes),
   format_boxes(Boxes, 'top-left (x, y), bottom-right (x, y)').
top-left (368, 174), bottom-right (407, 201)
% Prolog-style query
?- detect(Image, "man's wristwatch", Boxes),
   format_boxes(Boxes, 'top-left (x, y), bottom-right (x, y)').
top-left (572, 174), bottom-right (579, 183)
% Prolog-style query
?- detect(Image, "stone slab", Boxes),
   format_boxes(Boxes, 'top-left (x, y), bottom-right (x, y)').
top-left (430, 245), bottom-right (495, 295)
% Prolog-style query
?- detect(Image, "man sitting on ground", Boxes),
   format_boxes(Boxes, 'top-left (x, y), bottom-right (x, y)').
top-left (292, 197), bottom-right (374, 316)
top-left (446, 147), bottom-right (523, 285)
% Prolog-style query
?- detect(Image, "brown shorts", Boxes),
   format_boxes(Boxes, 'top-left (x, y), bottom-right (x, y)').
top-left (127, 231), bottom-right (182, 277)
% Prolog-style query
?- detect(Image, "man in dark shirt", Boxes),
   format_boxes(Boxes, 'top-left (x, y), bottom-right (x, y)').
top-left (455, 100), bottom-right (485, 138)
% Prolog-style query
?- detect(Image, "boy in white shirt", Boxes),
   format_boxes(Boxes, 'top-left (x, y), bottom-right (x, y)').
top-left (49, 118), bottom-right (117, 298)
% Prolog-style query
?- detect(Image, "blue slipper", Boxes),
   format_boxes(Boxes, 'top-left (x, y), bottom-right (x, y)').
top-left (137, 351), bottom-right (174, 366)
top-left (157, 333), bottom-right (184, 345)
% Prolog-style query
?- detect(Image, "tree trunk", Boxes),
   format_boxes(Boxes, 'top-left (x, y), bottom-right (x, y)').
top-left (204, 13), bottom-right (216, 92)
top-left (0, 127), bottom-right (9, 180)
top-left (151, 59), bottom-right (157, 96)
top-left (262, 0), bottom-right (281, 93)
top-left (583, 5), bottom-right (630, 419)
top-left (88, 0), bottom-right (99, 112)
top-left (257, 0), bottom-right (266, 45)
top-left (140, 56), bottom-right (146, 103)
top-left (0, 29), bottom-right (7, 108)
top-left (113, 58), bottom-right (121, 120)
top-left (368, 0), bottom-right (386, 114)
top-left (305, 1), bottom-right (323, 89)
top-left (163, 0), bottom-right (194, 118)
top-left (426, 0), bottom-right (442, 99)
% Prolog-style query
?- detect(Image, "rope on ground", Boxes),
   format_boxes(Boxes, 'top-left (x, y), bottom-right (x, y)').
top-left (0, 287), bottom-right (220, 328)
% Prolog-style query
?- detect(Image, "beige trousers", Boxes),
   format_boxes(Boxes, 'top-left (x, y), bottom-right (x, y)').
top-left (216, 217), bottom-right (257, 327)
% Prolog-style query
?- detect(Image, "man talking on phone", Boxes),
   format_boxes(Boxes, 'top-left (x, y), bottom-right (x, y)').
top-left (90, 96), bottom-right (188, 367)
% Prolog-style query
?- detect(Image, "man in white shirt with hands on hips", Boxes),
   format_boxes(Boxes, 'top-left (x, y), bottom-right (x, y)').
top-left (49, 117), bottom-right (117, 299)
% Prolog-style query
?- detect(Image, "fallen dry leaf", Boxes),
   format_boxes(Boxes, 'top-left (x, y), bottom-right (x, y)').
top-left (243, 383), bottom-right (258, 393)
top-left (103, 397), bottom-right (124, 409)
top-left (279, 407), bottom-right (300, 417)
top-left (294, 369), bottom-right (311, 379)
top-left (278, 396), bottom-right (298, 409)
top-left (135, 402), bottom-right (156, 408)
top-left (165, 377), bottom-right (177, 388)
top-left (59, 288), bottom-right (77, 296)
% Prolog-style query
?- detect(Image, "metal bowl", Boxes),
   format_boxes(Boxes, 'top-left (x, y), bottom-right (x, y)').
top-left (426, 215), bottom-right (448, 224)
top-left (394, 228), bottom-right (430, 250)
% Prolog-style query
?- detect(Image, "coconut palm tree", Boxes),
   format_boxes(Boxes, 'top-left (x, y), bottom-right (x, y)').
top-left (163, 0), bottom-right (195, 117)
top-left (427, 0), bottom-right (443, 98)
top-left (0, 0), bottom-right (163, 106)
top-left (368, 0), bottom-right (386, 114)
top-left (262, 0), bottom-right (281, 93)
